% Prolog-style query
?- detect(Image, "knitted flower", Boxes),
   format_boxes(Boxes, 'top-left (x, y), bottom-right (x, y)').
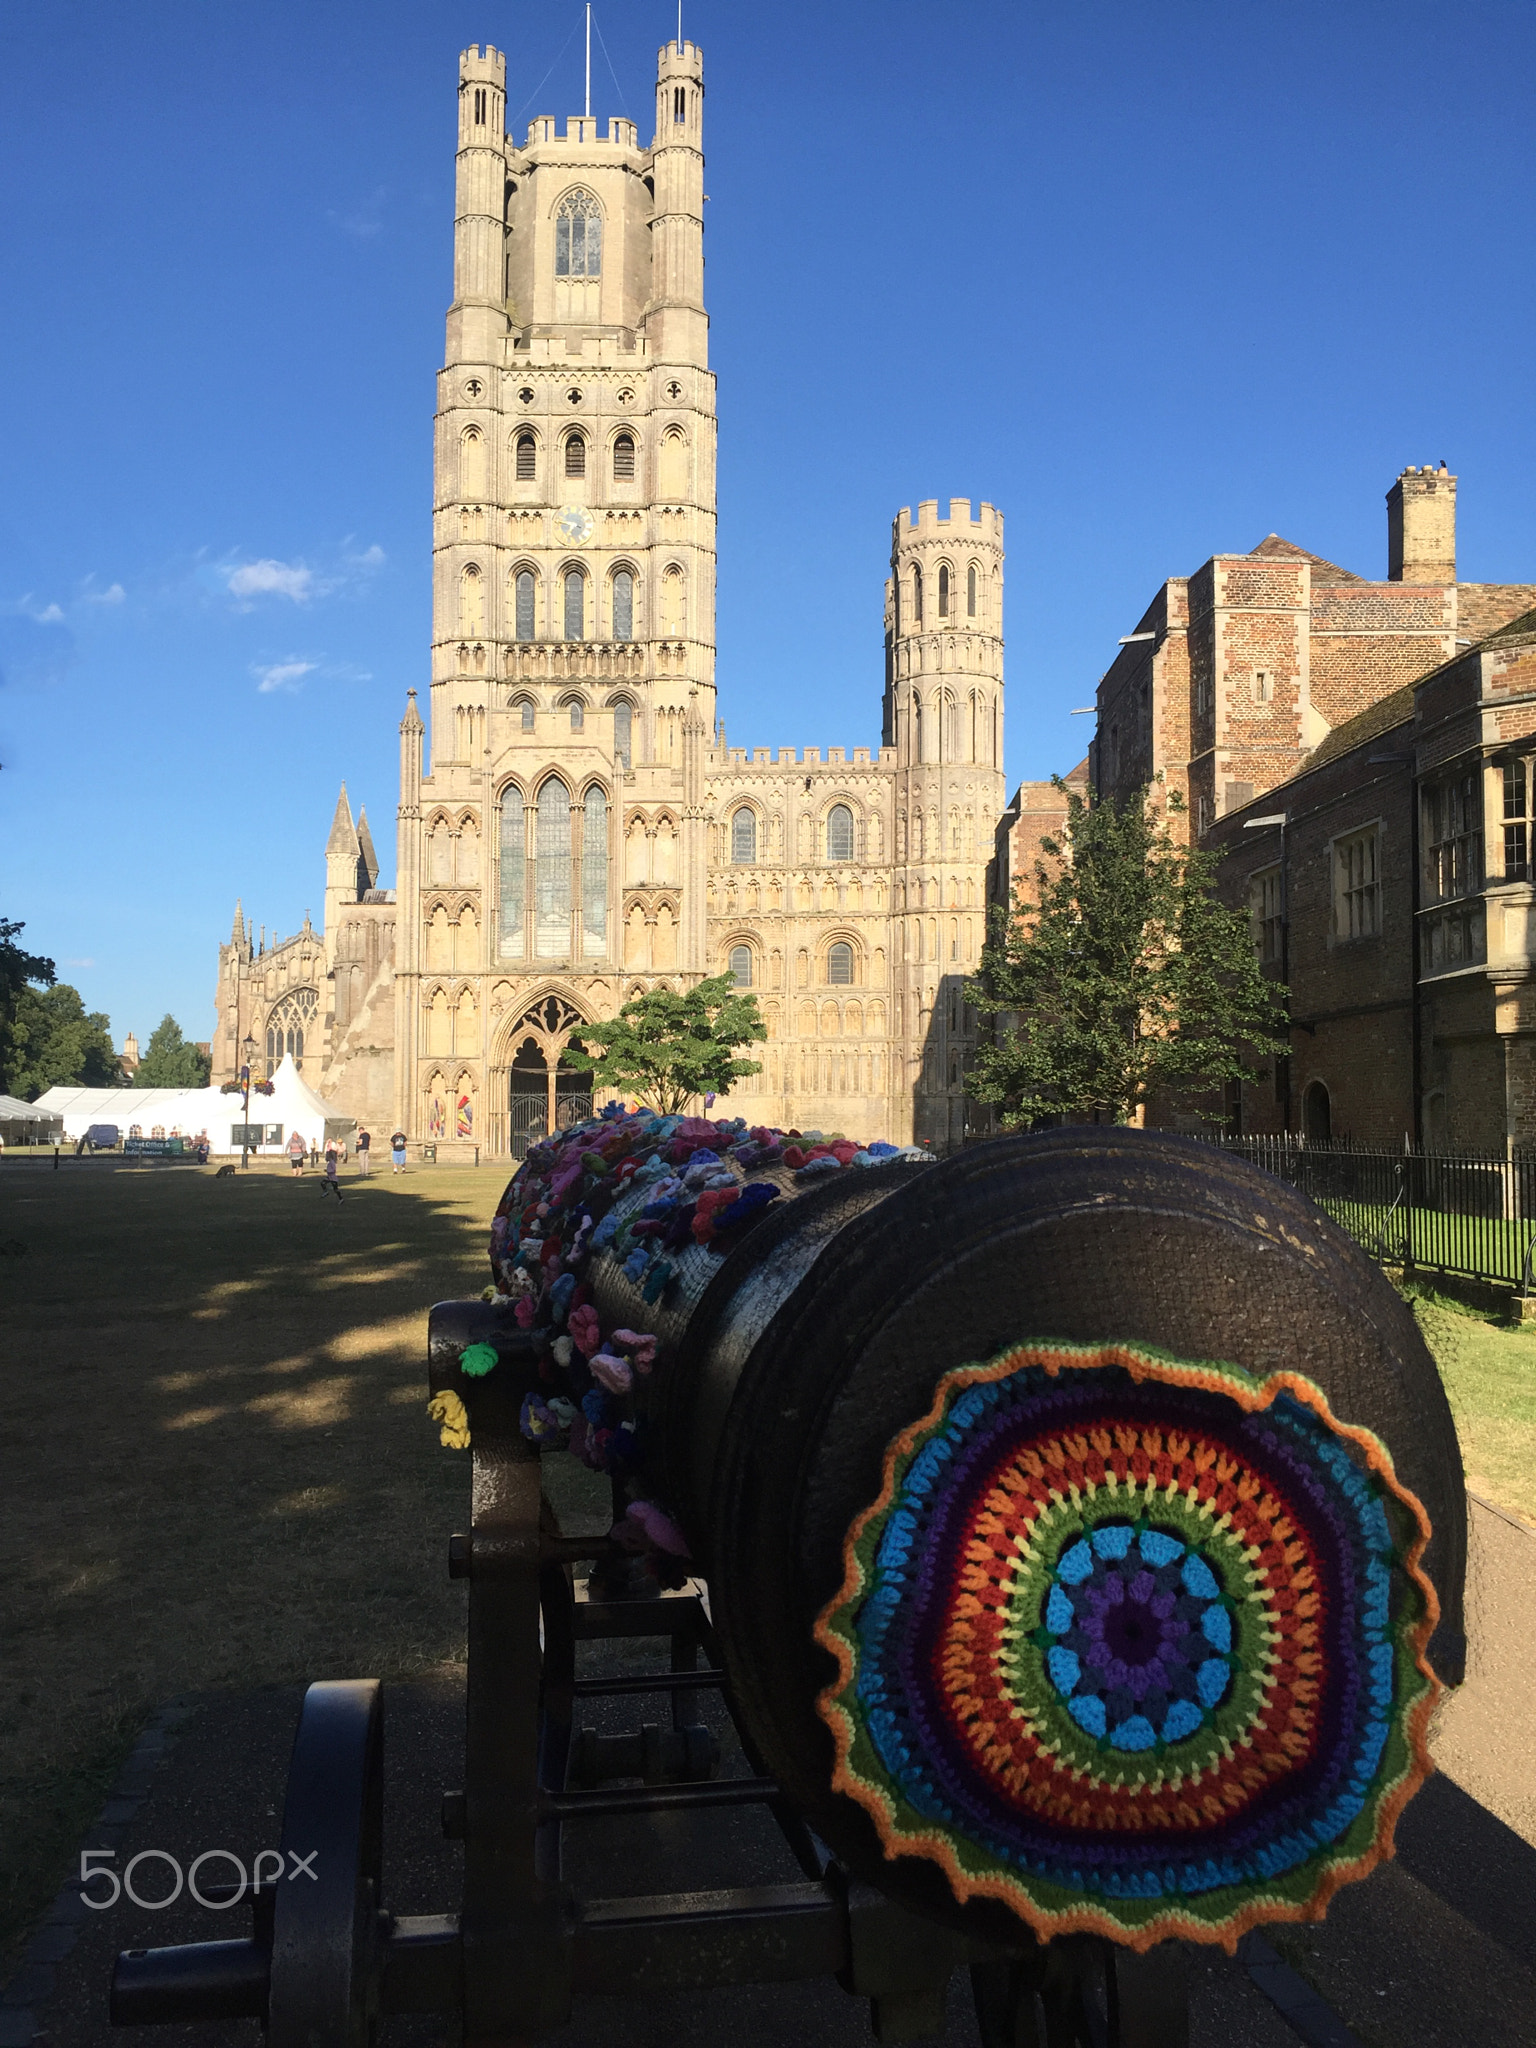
top-left (568, 1304), bottom-right (601, 1357)
top-left (459, 1342), bottom-right (498, 1378)
top-left (589, 1351), bottom-right (634, 1395)
top-left (426, 1389), bottom-right (470, 1450)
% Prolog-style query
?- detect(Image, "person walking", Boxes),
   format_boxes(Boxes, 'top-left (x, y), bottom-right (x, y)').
top-left (357, 1127), bottom-right (371, 1176)
top-left (390, 1129), bottom-right (407, 1175)
top-left (287, 1129), bottom-right (307, 1178)
top-left (320, 1140), bottom-right (343, 1201)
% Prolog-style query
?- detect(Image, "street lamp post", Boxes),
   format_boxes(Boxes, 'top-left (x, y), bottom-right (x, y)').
top-left (240, 1033), bottom-right (257, 1171)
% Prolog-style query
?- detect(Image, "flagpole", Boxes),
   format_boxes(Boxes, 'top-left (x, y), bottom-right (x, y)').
top-left (585, 4), bottom-right (591, 118)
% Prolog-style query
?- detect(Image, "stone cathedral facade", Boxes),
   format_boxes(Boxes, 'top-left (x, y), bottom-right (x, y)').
top-left (214, 38), bottom-right (1009, 1154)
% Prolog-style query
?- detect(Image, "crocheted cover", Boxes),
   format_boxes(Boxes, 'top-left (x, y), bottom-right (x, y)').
top-left (814, 1341), bottom-right (1440, 1952)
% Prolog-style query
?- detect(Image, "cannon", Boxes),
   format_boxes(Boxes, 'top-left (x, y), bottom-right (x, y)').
top-left (112, 1121), bottom-right (1464, 2046)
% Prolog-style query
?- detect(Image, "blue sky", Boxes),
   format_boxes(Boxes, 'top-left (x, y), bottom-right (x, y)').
top-left (2, 0), bottom-right (1533, 1046)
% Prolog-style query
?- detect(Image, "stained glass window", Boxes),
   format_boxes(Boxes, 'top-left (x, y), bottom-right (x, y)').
top-left (498, 789), bottom-right (525, 959)
top-left (612, 569), bottom-right (634, 641)
top-left (535, 779), bottom-right (571, 959)
top-left (583, 784), bottom-right (608, 958)
top-left (555, 190), bottom-right (603, 277)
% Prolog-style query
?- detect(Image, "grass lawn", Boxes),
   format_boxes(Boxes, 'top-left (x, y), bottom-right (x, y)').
top-left (0, 1154), bottom-right (513, 1963)
top-left (1406, 1286), bottom-right (1536, 1526)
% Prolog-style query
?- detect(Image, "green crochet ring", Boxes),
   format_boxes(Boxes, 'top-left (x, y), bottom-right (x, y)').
top-left (459, 1342), bottom-right (499, 1379)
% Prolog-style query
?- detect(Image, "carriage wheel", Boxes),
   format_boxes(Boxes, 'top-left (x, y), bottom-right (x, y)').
top-left (266, 1680), bottom-right (385, 2048)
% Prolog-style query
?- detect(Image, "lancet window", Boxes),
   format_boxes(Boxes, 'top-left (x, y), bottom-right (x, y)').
top-left (827, 804), bottom-right (855, 862)
top-left (514, 569), bottom-right (535, 641)
top-left (731, 808), bottom-right (757, 864)
top-left (612, 569), bottom-right (634, 641)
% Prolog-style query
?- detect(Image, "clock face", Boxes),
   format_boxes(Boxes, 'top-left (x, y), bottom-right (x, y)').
top-left (556, 505), bottom-right (594, 546)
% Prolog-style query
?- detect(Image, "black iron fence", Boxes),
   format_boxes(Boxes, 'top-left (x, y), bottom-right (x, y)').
top-left (1214, 1136), bottom-right (1536, 1291)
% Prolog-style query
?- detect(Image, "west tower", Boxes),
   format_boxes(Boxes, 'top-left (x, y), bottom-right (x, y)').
top-left (397, 40), bottom-right (719, 1153)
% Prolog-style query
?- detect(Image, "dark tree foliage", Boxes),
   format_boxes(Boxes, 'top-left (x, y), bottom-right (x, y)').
top-left (561, 973), bottom-right (766, 1115)
top-left (134, 1014), bottom-right (211, 1089)
top-left (0, 917), bottom-right (58, 1097)
top-left (6, 983), bottom-right (119, 1099)
top-left (966, 782), bottom-right (1286, 1128)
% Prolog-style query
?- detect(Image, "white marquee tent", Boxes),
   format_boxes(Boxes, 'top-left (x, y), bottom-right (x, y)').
top-left (35, 1056), bottom-right (350, 1157)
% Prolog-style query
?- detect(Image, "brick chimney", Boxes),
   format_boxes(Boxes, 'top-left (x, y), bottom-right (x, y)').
top-left (1387, 463), bottom-right (1456, 583)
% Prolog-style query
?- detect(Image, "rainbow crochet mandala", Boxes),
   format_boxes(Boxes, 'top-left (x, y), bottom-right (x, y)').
top-left (815, 1341), bottom-right (1440, 1951)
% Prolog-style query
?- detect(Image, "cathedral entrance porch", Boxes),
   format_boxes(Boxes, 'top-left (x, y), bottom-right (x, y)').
top-left (492, 992), bottom-right (594, 1159)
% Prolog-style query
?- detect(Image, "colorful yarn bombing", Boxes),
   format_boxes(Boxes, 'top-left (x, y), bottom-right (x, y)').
top-left (431, 1103), bottom-right (924, 1560)
top-left (815, 1340), bottom-right (1440, 1951)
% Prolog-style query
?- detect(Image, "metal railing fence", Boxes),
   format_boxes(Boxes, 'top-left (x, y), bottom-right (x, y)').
top-left (1213, 1136), bottom-right (1536, 1290)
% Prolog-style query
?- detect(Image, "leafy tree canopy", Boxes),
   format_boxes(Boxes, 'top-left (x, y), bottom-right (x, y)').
top-left (134, 1014), bottom-right (211, 1089)
top-left (0, 916), bottom-right (59, 1097)
top-left (6, 983), bottom-right (118, 1100)
top-left (560, 974), bottom-right (766, 1116)
top-left (966, 781), bottom-right (1286, 1128)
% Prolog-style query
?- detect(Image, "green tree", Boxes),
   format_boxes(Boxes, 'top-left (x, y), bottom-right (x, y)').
top-left (134, 1014), bottom-right (211, 1088)
top-left (6, 983), bottom-right (119, 1099)
top-left (966, 781), bottom-right (1286, 1128)
top-left (561, 973), bottom-right (766, 1116)
top-left (0, 917), bottom-right (58, 1097)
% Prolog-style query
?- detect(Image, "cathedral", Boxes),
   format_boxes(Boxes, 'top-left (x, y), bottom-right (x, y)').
top-left (213, 37), bottom-right (1010, 1155)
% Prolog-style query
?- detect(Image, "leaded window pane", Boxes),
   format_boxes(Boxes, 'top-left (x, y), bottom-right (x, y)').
top-left (582, 785), bottom-right (608, 958)
top-left (613, 701), bottom-right (632, 770)
top-left (556, 213), bottom-right (571, 276)
top-left (535, 779), bottom-right (571, 959)
top-left (827, 803), bottom-right (854, 861)
top-left (515, 570), bottom-right (535, 641)
top-left (729, 945), bottom-right (752, 987)
top-left (731, 808), bottom-right (756, 863)
top-left (564, 570), bottom-right (584, 641)
top-left (555, 191), bottom-right (602, 277)
top-left (498, 790), bottom-right (525, 959)
top-left (828, 942), bottom-right (853, 985)
top-left (612, 569), bottom-right (633, 641)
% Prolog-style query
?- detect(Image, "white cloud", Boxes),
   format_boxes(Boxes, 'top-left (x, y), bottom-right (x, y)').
top-left (347, 544), bottom-right (386, 570)
top-left (11, 595), bottom-right (66, 623)
top-left (65, 956), bottom-right (96, 968)
top-left (86, 582), bottom-right (126, 605)
top-left (254, 659), bottom-right (317, 694)
top-left (228, 558), bottom-right (315, 603)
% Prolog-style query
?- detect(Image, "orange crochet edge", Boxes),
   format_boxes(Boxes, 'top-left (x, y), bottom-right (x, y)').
top-left (812, 1338), bottom-right (1443, 1954)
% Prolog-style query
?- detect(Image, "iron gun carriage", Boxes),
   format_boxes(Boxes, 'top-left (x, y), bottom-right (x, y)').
top-left (111, 1125), bottom-right (1465, 2047)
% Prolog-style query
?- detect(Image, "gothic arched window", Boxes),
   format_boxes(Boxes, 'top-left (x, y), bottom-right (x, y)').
top-left (512, 696), bottom-right (535, 732)
top-left (911, 565), bottom-right (923, 629)
top-left (612, 700), bottom-right (632, 770)
top-left (967, 563), bottom-right (978, 618)
top-left (828, 942), bottom-right (854, 986)
top-left (563, 568), bottom-right (585, 641)
top-left (827, 803), bottom-right (854, 862)
top-left (535, 778), bottom-right (571, 960)
top-left (582, 784), bottom-right (608, 958)
top-left (612, 433), bottom-right (635, 480)
top-left (498, 787), bottom-right (526, 959)
top-left (555, 189), bottom-right (602, 277)
top-left (938, 564), bottom-right (951, 619)
top-left (564, 433), bottom-right (586, 479)
top-left (611, 568), bottom-right (634, 641)
top-left (515, 432), bottom-right (536, 481)
top-left (514, 569), bottom-right (535, 641)
top-left (729, 944), bottom-right (753, 988)
top-left (731, 807), bottom-right (756, 864)
top-left (566, 697), bottom-right (584, 731)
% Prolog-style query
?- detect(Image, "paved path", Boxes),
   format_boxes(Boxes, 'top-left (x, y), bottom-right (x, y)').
top-left (8, 1502), bottom-right (1534, 2048)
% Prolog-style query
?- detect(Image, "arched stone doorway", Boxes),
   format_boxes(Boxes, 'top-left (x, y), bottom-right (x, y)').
top-left (490, 991), bottom-right (594, 1159)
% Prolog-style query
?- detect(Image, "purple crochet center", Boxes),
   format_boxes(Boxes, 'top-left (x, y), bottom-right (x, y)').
top-left (873, 1369), bottom-right (1370, 1882)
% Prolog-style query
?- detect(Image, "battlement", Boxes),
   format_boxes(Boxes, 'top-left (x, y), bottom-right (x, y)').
top-left (523, 115), bottom-right (640, 149)
top-left (657, 39), bottom-right (703, 76)
top-left (460, 45), bottom-right (505, 82)
top-left (893, 497), bottom-right (1002, 544)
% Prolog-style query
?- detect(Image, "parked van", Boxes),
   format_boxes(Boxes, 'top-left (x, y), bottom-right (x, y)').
top-left (81, 1124), bottom-right (120, 1152)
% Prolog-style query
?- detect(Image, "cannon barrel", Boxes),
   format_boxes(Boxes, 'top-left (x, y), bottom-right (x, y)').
top-left (457, 1120), bottom-right (1463, 1956)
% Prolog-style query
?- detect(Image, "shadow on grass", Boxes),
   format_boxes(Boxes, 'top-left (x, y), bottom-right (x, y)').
top-left (0, 1160), bottom-right (512, 1960)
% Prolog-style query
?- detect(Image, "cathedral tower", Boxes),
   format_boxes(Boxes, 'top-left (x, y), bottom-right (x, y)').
top-left (884, 500), bottom-right (1007, 1146)
top-left (398, 39), bottom-right (720, 1153)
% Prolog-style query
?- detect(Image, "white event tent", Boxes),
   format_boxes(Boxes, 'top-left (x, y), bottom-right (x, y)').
top-left (35, 1055), bottom-right (349, 1157)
